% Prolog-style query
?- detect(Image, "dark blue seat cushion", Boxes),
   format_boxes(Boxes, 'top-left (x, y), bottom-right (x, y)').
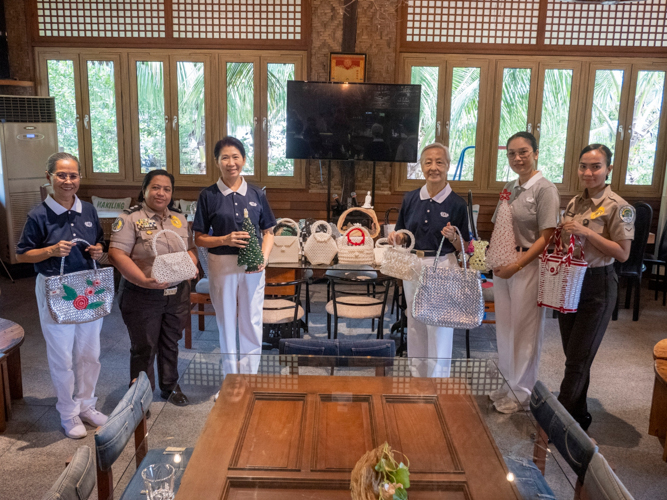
top-left (118, 448), bottom-right (194, 500)
top-left (504, 456), bottom-right (557, 500)
top-left (279, 339), bottom-right (396, 368)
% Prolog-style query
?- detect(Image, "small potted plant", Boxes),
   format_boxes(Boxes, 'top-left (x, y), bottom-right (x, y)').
top-left (351, 442), bottom-right (410, 500)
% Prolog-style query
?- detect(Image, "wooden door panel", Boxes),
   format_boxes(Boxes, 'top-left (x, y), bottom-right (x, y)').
top-left (231, 393), bottom-right (306, 470)
top-left (384, 395), bottom-right (460, 473)
top-left (312, 395), bottom-right (376, 472)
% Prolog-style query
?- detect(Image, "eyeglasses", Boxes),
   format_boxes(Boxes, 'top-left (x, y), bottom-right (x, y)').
top-left (507, 149), bottom-right (533, 160)
top-left (52, 172), bottom-right (81, 181)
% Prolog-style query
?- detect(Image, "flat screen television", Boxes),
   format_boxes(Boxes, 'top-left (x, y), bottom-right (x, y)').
top-left (285, 81), bottom-right (422, 162)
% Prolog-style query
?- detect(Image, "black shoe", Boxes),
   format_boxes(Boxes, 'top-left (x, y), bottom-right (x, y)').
top-left (577, 412), bottom-right (592, 431)
top-left (160, 386), bottom-right (189, 407)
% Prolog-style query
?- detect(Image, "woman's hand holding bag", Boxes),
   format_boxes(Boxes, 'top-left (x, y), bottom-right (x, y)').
top-left (412, 227), bottom-right (484, 329)
top-left (151, 229), bottom-right (198, 284)
top-left (380, 229), bottom-right (421, 281)
top-left (303, 220), bottom-right (338, 265)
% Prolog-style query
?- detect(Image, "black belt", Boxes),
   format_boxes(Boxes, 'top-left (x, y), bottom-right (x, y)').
top-left (515, 246), bottom-right (530, 252)
top-left (585, 264), bottom-right (615, 276)
top-left (120, 278), bottom-right (186, 295)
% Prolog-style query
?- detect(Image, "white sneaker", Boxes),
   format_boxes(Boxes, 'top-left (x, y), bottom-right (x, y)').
top-left (61, 416), bottom-right (87, 439)
top-left (489, 386), bottom-right (509, 402)
top-left (80, 408), bottom-right (108, 427)
top-left (493, 396), bottom-right (522, 414)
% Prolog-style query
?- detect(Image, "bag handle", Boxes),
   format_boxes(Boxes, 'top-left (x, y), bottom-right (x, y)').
top-left (541, 226), bottom-right (585, 265)
top-left (337, 207), bottom-right (381, 238)
top-left (384, 207), bottom-right (399, 225)
top-left (375, 238), bottom-right (391, 248)
top-left (433, 226), bottom-right (467, 270)
top-left (345, 225), bottom-right (368, 247)
top-left (60, 238), bottom-right (97, 276)
top-left (151, 229), bottom-right (188, 257)
top-left (392, 229), bottom-right (416, 252)
top-left (274, 218), bottom-right (300, 237)
top-left (310, 220), bottom-right (332, 238)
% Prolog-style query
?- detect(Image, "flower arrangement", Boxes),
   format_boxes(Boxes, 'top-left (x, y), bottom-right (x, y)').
top-left (61, 279), bottom-right (107, 310)
top-left (351, 443), bottom-right (410, 500)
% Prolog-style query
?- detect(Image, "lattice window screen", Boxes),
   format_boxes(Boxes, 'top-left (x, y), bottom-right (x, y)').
top-left (173, 0), bottom-right (302, 40)
top-left (406, 1), bottom-right (540, 44)
top-left (545, 0), bottom-right (667, 47)
top-left (36, 0), bottom-right (166, 38)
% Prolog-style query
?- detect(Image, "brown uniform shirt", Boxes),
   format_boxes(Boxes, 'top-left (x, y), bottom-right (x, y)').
top-left (109, 203), bottom-right (195, 278)
top-left (562, 185), bottom-right (635, 268)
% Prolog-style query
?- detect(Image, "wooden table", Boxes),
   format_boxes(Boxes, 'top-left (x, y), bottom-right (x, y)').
top-left (0, 318), bottom-right (24, 431)
top-left (176, 374), bottom-right (521, 500)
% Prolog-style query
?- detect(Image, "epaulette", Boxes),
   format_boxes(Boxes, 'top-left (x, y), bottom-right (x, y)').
top-left (170, 205), bottom-right (183, 214)
top-left (123, 205), bottom-right (141, 215)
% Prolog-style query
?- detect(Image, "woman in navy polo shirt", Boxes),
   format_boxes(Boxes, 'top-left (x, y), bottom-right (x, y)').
top-left (388, 143), bottom-right (469, 377)
top-left (194, 137), bottom-right (276, 374)
top-left (16, 152), bottom-right (107, 439)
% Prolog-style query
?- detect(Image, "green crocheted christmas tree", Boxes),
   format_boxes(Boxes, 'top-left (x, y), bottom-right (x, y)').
top-left (237, 209), bottom-right (264, 272)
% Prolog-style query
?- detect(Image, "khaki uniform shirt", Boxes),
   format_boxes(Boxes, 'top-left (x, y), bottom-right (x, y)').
top-left (562, 185), bottom-right (635, 268)
top-left (109, 203), bottom-right (195, 278)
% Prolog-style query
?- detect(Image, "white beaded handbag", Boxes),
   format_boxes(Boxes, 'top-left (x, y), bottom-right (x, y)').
top-left (303, 220), bottom-right (338, 265)
top-left (150, 229), bottom-right (198, 284)
top-left (374, 238), bottom-right (391, 265)
top-left (380, 229), bottom-right (421, 281)
top-left (269, 218), bottom-right (301, 264)
top-left (337, 225), bottom-right (375, 265)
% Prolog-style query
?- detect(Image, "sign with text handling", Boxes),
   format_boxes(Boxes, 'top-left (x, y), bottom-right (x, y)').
top-left (286, 81), bottom-right (422, 162)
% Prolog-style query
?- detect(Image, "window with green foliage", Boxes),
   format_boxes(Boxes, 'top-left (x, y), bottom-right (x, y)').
top-left (626, 70), bottom-right (665, 186)
top-left (408, 66), bottom-right (439, 180)
top-left (137, 61), bottom-right (167, 173)
top-left (497, 68), bottom-right (532, 182)
top-left (177, 61), bottom-right (206, 175)
top-left (449, 67), bottom-right (480, 182)
top-left (589, 69), bottom-right (624, 183)
top-left (267, 63), bottom-right (295, 176)
top-left (47, 59), bottom-right (79, 159)
top-left (538, 69), bottom-right (573, 184)
top-left (86, 60), bottom-right (119, 174)
top-left (227, 62), bottom-right (255, 175)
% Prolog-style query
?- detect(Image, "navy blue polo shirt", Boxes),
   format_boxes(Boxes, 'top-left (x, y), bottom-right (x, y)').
top-left (193, 178), bottom-right (277, 255)
top-left (16, 195), bottom-right (105, 276)
top-left (395, 184), bottom-right (469, 255)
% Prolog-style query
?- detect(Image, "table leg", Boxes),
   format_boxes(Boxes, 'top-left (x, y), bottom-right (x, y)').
top-left (6, 349), bottom-right (22, 400)
top-left (0, 359), bottom-right (10, 423)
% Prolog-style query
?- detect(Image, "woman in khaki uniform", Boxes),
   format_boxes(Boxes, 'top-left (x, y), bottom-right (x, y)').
top-left (109, 170), bottom-right (198, 406)
top-left (558, 144), bottom-right (634, 430)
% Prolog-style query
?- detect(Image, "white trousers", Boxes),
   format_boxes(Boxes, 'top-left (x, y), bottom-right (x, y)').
top-left (493, 259), bottom-right (546, 404)
top-left (35, 274), bottom-right (103, 420)
top-left (208, 254), bottom-right (265, 374)
top-left (403, 253), bottom-right (457, 377)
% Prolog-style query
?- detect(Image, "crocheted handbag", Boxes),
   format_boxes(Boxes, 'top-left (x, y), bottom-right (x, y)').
top-left (151, 229), bottom-right (198, 284)
top-left (486, 189), bottom-right (518, 269)
top-left (337, 225), bottom-right (375, 265)
top-left (303, 220), bottom-right (338, 265)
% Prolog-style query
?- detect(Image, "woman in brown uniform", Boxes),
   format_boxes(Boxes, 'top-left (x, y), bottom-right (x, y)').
top-left (109, 170), bottom-right (198, 406)
top-left (558, 144), bottom-right (634, 430)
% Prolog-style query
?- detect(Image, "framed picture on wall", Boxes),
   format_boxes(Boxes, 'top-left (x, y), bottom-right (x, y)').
top-left (329, 53), bottom-right (366, 83)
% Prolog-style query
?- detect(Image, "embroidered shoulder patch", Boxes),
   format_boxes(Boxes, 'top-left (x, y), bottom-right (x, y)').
top-left (111, 217), bottom-right (123, 232)
top-left (619, 205), bottom-right (636, 224)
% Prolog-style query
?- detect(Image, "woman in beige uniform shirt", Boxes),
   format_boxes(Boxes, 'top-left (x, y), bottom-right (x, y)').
top-left (558, 144), bottom-right (634, 430)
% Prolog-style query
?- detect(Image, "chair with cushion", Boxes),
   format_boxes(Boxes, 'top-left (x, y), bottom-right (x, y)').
top-left (185, 247), bottom-right (215, 349)
top-left (325, 266), bottom-right (379, 336)
top-left (262, 279), bottom-right (307, 349)
top-left (279, 338), bottom-right (396, 375)
top-left (504, 380), bottom-right (599, 499)
top-left (326, 275), bottom-right (394, 340)
top-left (582, 452), bottom-right (635, 500)
top-left (644, 216), bottom-right (667, 306)
top-left (612, 202), bottom-right (652, 322)
top-left (42, 446), bottom-right (95, 500)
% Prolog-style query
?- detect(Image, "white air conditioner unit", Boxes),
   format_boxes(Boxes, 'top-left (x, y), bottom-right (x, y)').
top-left (0, 95), bottom-right (58, 264)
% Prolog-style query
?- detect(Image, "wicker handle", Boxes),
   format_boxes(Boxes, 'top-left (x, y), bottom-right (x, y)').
top-left (393, 229), bottom-right (416, 252)
top-left (60, 238), bottom-right (97, 276)
top-left (337, 207), bottom-right (380, 239)
top-left (151, 229), bottom-right (188, 257)
top-left (311, 220), bottom-right (332, 236)
top-left (384, 207), bottom-right (399, 225)
top-left (541, 227), bottom-right (585, 265)
top-left (346, 227), bottom-right (366, 247)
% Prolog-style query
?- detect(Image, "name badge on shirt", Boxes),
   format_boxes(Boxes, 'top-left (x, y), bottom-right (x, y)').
top-left (249, 202), bottom-right (258, 207)
top-left (84, 221), bottom-right (93, 227)
top-left (136, 218), bottom-right (157, 231)
top-left (440, 212), bottom-right (449, 218)
top-left (170, 215), bottom-right (182, 229)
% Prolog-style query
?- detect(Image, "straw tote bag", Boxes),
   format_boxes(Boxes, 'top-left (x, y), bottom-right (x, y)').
top-left (412, 228), bottom-right (484, 329)
top-left (537, 227), bottom-right (588, 314)
top-left (45, 238), bottom-right (114, 324)
top-left (337, 207), bottom-right (381, 239)
top-left (151, 229), bottom-right (198, 284)
top-left (269, 218), bottom-right (301, 264)
top-left (380, 229), bottom-right (421, 281)
top-left (337, 225), bottom-right (375, 265)
top-left (303, 220), bottom-right (338, 265)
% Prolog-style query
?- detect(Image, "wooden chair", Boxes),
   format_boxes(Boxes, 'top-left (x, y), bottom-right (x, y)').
top-left (0, 353), bottom-right (9, 432)
top-left (649, 358), bottom-right (667, 462)
top-left (184, 247), bottom-right (215, 349)
top-left (262, 278), bottom-right (307, 349)
top-left (0, 318), bottom-right (25, 427)
top-left (644, 217), bottom-right (667, 306)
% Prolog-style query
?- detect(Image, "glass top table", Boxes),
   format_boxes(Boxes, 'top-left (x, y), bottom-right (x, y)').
top-left (113, 354), bottom-right (576, 499)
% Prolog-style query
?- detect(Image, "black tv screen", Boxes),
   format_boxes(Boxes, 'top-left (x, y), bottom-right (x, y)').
top-left (285, 81), bottom-right (422, 162)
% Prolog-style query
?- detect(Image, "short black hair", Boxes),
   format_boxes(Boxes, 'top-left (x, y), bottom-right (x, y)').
top-left (214, 136), bottom-right (246, 161)
top-left (506, 131), bottom-right (538, 152)
top-left (138, 169), bottom-right (175, 209)
top-left (579, 143), bottom-right (612, 167)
